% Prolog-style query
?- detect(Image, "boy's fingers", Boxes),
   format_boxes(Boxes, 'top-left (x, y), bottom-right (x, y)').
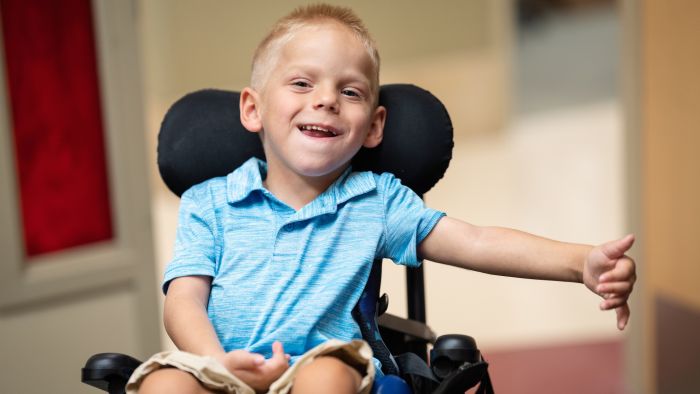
top-left (599, 258), bottom-right (636, 283)
top-left (616, 303), bottom-right (630, 330)
top-left (267, 341), bottom-right (289, 370)
top-left (228, 350), bottom-right (265, 369)
top-left (258, 347), bottom-right (289, 379)
top-left (596, 281), bottom-right (633, 296)
top-left (599, 296), bottom-right (628, 310)
top-left (599, 234), bottom-right (635, 260)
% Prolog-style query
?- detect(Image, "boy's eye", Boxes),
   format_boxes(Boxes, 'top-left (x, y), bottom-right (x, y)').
top-left (292, 80), bottom-right (311, 88)
top-left (341, 89), bottom-right (361, 98)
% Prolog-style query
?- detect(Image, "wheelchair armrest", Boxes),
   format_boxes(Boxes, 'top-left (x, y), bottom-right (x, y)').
top-left (378, 313), bottom-right (437, 362)
top-left (378, 313), bottom-right (436, 344)
top-left (82, 353), bottom-right (142, 394)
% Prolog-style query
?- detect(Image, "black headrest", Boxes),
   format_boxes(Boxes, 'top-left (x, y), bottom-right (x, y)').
top-left (158, 84), bottom-right (453, 197)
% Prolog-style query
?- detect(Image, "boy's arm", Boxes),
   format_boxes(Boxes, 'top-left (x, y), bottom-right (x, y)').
top-left (164, 276), bottom-right (290, 391)
top-left (417, 216), bottom-right (636, 329)
top-left (164, 275), bottom-right (227, 358)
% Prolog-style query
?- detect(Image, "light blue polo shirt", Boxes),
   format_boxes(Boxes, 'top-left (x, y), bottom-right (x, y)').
top-left (164, 157), bottom-right (444, 366)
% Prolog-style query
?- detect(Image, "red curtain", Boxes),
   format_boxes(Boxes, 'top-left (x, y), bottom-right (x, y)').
top-left (1, 0), bottom-right (113, 257)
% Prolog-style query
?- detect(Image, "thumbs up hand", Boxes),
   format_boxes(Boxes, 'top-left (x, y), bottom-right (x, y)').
top-left (583, 234), bottom-right (637, 330)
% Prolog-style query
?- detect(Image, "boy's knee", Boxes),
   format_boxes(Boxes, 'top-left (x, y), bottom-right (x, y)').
top-left (293, 356), bottom-right (362, 393)
top-left (138, 367), bottom-right (211, 394)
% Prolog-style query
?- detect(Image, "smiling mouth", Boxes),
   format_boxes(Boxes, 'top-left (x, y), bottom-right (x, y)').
top-left (299, 124), bottom-right (339, 138)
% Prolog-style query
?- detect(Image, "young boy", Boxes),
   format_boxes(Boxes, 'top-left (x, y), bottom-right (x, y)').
top-left (129, 4), bottom-right (636, 394)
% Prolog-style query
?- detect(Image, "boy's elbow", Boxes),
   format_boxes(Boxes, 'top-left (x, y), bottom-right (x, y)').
top-left (162, 294), bottom-right (180, 334)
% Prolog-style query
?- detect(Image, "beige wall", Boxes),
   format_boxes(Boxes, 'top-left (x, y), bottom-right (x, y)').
top-left (642, 0), bottom-right (700, 309)
top-left (634, 1), bottom-right (700, 392)
top-left (139, 0), bottom-right (627, 354)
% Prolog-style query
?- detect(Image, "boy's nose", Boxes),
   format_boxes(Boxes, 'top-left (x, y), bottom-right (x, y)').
top-left (312, 89), bottom-right (339, 112)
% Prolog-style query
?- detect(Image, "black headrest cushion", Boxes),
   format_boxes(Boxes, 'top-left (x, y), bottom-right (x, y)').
top-left (158, 84), bottom-right (453, 197)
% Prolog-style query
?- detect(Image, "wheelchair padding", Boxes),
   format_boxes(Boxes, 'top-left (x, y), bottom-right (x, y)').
top-left (158, 84), bottom-right (453, 197)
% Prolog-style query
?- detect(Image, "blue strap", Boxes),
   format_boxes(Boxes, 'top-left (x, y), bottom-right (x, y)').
top-left (372, 375), bottom-right (412, 394)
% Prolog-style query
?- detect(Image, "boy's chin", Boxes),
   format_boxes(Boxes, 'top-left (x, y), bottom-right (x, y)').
top-left (291, 161), bottom-right (352, 179)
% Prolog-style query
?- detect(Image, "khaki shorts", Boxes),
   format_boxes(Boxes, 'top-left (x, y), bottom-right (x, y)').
top-left (125, 339), bottom-right (375, 394)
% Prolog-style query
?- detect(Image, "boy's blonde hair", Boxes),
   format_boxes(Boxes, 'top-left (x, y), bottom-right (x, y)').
top-left (251, 4), bottom-right (380, 102)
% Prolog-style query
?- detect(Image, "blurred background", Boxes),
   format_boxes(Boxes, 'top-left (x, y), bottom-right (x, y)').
top-left (0, 0), bottom-right (698, 393)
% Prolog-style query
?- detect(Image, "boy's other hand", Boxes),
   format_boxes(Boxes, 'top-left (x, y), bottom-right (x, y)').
top-left (216, 341), bottom-right (290, 393)
top-left (583, 234), bottom-right (637, 330)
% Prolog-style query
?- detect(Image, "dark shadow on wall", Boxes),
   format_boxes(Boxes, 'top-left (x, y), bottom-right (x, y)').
top-left (657, 295), bottom-right (700, 394)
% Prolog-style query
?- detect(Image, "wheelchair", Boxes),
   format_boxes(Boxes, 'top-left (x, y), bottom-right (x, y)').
top-left (81, 85), bottom-right (493, 394)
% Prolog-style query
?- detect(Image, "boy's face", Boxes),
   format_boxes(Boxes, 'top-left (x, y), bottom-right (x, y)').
top-left (240, 22), bottom-right (385, 181)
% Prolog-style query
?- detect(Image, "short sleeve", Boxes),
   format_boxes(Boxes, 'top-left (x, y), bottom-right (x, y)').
top-left (378, 173), bottom-right (445, 267)
top-left (162, 185), bottom-right (218, 294)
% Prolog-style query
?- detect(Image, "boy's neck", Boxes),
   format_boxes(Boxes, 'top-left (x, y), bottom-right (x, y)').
top-left (263, 162), bottom-right (349, 211)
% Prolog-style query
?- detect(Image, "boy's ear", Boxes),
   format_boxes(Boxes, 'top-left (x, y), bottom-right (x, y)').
top-left (240, 87), bottom-right (263, 132)
top-left (363, 105), bottom-right (386, 148)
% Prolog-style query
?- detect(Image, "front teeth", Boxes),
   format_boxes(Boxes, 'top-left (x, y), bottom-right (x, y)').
top-left (301, 125), bottom-right (337, 136)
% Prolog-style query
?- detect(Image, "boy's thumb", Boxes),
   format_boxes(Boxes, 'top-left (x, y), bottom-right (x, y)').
top-left (272, 341), bottom-right (285, 358)
top-left (600, 234), bottom-right (635, 259)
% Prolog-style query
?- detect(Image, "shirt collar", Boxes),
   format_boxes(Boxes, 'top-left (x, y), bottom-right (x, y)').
top-left (226, 157), bottom-right (377, 211)
top-left (226, 157), bottom-right (267, 204)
